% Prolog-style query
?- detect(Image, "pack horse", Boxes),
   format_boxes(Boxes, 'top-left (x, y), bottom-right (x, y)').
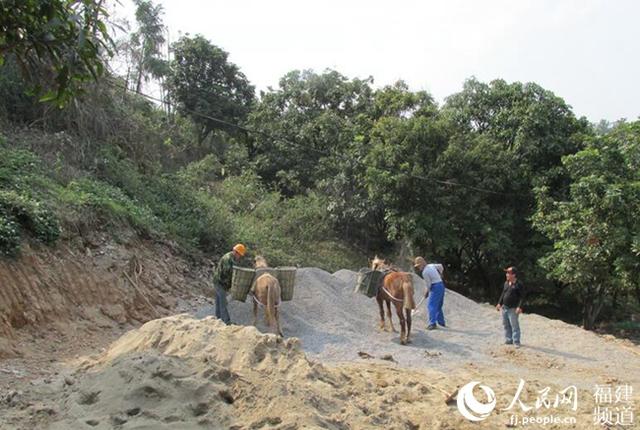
top-left (252, 256), bottom-right (283, 336)
top-left (371, 256), bottom-right (416, 345)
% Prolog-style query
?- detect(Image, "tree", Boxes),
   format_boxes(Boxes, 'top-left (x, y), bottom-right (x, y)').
top-left (247, 70), bottom-right (396, 246)
top-left (365, 78), bottom-right (590, 298)
top-left (443, 78), bottom-right (588, 177)
top-left (364, 113), bottom-right (449, 255)
top-left (128, 0), bottom-right (168, 94)
top-left (0, 0), bottom-right (113, 103)
top-left (248, 70), bottom-right (371, 192)
top-left (372, 80), bottom-right (436, 119)
top-left (167, 35), bottom-right (254, 143)
top-left (533, 121), bottom-right (640, 329)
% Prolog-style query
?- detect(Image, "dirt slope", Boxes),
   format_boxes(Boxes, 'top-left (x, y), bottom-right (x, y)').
top-left (0, 235), bottom-right (210, 359)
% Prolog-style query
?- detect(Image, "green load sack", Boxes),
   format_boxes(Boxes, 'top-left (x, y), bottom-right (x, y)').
top-left (355, 268), bottom-right (386, 298)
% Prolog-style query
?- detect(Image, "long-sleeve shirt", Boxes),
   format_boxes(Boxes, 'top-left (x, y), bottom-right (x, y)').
top-left (498, 280), bottom-right (526, 308)
top-left (213, 252), bottom-right (236, 290)
top-left (213, 252), bottom-right (251, 290)
top-left (421, 263), bottom-right (444, 286)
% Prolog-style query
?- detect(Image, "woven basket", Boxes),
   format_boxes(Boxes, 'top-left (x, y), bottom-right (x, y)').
top-left (230, 266), bottom-right (255, 302)
top-left (355, 268), bottom-right (385, 298)
top-left (277, 267), bottom-right (297, 301)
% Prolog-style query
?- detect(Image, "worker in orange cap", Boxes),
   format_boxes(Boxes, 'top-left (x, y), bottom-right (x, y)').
top-left (213, 243), bottom-right (247, 324)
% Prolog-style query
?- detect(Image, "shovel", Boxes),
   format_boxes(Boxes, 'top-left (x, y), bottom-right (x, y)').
top-left (412, 294), bottom-right (427, 315)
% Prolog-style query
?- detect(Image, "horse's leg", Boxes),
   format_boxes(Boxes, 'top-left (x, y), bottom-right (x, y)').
top-left (396, 303), bottom-right (406, 344)
top-left (376, 294), bottom-right (385, 330)
top-left (252, 295), bottom-right (258, 326)
top-left (386, 299), bottom-right (396, 332)
top-left (263, 289), bottom-right (271, 325)
top-left (266, 282), bottom-right (277, 331)
top-left (405, 308), bottom-right (412, 344)
top-left (275, 305), bottom-right (283, 337)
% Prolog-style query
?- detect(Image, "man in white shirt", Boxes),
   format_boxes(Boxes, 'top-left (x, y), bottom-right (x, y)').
top-left (414, 256), bottom-right (446, 330)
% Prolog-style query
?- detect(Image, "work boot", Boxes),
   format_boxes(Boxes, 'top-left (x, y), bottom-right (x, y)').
top-left (427, 324), bottom-right (437, 330)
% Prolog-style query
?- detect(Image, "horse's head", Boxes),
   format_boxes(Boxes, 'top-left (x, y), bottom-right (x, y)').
top-left (255, 255), bottom-right (268, 269)
top-left (371, 255), bottom-right (387, 270)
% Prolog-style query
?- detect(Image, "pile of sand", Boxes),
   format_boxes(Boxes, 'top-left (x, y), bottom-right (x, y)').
top-left (0, 315), bottom-right (491, 429)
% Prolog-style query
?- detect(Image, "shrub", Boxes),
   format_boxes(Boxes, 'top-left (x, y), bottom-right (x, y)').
top-left (0, 147), bottom-right (41, 189)
top-left (221, 174), bottom-right (359, 270)
top-left (0, 189), bottom-right (60, 253)
top-left (177, 154), bottom-right (222, 186)
top-left (0, 214), bottom-right (20, 256)
top-left (96, 149), bottom-right (233, 252)
top-left (59, 178), bottom-right (160, 236)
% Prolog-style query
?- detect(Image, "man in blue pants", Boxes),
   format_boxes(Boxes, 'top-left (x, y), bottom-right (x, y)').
top-left (414, 256), bottom-right (446, 330)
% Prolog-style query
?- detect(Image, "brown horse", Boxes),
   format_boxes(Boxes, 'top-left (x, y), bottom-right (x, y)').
top-left (371, 257), bottom-right (396, 333)
top-left (252, 256), bottom-right (283, 336)
top-left (371, 256), bottom-right (416, 344)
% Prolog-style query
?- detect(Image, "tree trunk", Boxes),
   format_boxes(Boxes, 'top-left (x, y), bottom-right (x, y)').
top-left (469, 244), bottom-right (491, 299)
top-left (582, 284), bottom-right (606, 330)
top-left (583, 295), bottom-right (595, 330)
top-left (135, 67), bottom-right (143, 94)
top-left (124, 66), bottom-right (130, 97)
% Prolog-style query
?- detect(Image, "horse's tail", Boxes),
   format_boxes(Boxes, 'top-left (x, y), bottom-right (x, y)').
top-left (266, 277), bottom-right (279, 327)
top-left (402, 277), bottom-right (416, 310)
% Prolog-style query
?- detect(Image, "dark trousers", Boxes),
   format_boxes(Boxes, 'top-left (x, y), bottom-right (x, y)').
top-left (214, 283), bottom-right (231, 324)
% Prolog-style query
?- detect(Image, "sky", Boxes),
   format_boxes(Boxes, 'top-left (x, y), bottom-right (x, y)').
top-left (116, 0), bottom-right (639, 123)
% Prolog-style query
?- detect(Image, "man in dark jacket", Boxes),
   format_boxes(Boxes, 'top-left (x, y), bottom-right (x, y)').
top-left (496, 266), bottom-right (525, 348)
top-left (213, 243), bottom-right (247, 324)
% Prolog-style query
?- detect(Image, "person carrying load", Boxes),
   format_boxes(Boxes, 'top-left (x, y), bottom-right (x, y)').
top-left (213, 243), bottom-right (249, 324)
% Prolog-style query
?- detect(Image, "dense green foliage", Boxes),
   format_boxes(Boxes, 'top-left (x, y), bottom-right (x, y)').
top-left (168, 35), bottom-right (254, 142)
top-left (0, 144), bottom-right (60, 255)
top-left (1, 2), bottom-right (638, 330)
top-left (533, 121), bottom-right (640, 328)
top-left (0, 0), bottom-right (112, 103)
top-left (0, 132), bottom-right (353, 269)
top-left (366, 79), bottom-right (592, 298)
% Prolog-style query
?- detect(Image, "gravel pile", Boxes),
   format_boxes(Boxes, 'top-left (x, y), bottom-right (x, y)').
top-left (211, 267), bottom-right (640, 388)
